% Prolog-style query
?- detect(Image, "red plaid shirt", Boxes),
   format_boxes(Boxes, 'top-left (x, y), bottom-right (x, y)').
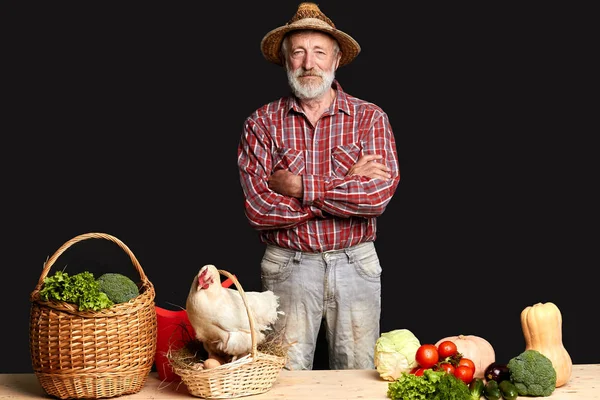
top-left (238, 80), bottom-right (400, 252)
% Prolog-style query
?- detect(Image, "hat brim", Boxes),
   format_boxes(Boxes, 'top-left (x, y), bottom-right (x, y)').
top-left (260, 18), bottom-right (361, 67)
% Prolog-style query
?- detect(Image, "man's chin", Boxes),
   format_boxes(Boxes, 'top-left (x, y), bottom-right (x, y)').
top-left (290, 78), bottom-right (329, 99)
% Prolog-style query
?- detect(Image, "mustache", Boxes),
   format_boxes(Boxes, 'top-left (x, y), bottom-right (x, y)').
top-left (295, 69), bottom-right (324, 78)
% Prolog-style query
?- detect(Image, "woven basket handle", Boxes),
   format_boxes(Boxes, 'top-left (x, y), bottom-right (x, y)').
top-left (31, 232), bottom-right (149, 299)
top-left (217, 269), bottom-right (258, 359)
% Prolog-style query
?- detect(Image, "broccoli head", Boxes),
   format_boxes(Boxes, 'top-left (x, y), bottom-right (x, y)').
top-left (508, 349), bottom-right (556, 397)
top-left (96, 273), bottom-right (139, 304)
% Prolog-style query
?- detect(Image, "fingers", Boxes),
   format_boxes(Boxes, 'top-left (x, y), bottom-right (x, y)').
top-left (363, 165), bottom-right (392, 180)
top-left (357, 154), bottom-right (383, 165)
top-left (347, 155), bottom-right (392, 180)
top-left (362, 154), bottom-right (391, 178)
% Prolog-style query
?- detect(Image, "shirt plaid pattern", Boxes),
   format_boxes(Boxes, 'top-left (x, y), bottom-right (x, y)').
top-left (238, 81), bottom-right (400, 252)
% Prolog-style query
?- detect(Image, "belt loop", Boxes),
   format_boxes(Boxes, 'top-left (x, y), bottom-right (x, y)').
top-left (293, 251), bottom-right (303, 263)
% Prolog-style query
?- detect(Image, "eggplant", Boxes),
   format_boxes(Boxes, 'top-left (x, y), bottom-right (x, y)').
top-left (484, 362), bottom-right (510, 383)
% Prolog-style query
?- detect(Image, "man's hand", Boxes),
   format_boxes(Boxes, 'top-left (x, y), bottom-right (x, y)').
top-left (268, 169), bottom-right (303, 198)
top-left (347, 154), bottom-right (391, 180)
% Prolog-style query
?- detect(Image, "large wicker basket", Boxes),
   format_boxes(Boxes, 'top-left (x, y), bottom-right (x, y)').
top-left (29, 232), bottom-right (157, 399)
top-left (171, 269), bottom-right (287, 399)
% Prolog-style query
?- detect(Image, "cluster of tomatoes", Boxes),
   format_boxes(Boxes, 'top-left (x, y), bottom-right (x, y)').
top-left (411, 341), bottom-right (476, 384)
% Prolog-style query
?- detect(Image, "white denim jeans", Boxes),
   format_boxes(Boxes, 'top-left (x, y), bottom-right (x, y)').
top-left (260, 241), bottom-right (382, 370)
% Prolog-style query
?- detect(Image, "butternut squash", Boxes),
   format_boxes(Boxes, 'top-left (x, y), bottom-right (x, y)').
top-left (520, 302), bottom-right (572, 387)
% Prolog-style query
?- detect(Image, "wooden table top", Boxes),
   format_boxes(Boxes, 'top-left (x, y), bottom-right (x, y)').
top-left (1, 364), bottom-right (598, 399)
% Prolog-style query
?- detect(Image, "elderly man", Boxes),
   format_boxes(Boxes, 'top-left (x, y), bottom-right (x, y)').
top-left (237, 2), bottom-right (400, 370)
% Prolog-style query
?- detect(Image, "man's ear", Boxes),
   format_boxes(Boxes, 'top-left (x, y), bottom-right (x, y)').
top-left (335, 52), bottom-right (342, 70)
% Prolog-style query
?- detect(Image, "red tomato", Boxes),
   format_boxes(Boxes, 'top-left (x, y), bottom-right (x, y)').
top-left (415, 344), bottom-right (439, 369)
top-left (458, 358), bottom-right (476, 374)
top-left (412, 367), bottom-right (427, 376)
top-left (437, 340), bottom-right (458, 358)
top-left (454, 365), bottom-right (475, 384)
top-left (439, 362), bottom-right (455, 375)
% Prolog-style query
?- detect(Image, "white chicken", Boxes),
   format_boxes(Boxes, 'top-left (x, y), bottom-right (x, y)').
top-left (185, 264), bottom-right (283, 361)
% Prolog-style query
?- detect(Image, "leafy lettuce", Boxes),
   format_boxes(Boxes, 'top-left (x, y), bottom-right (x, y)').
top-left (387, 369), bottom-right (471, 400)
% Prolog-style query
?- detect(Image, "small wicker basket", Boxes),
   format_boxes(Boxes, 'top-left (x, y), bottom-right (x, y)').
top-left (29, 232), bottom-right (157, 399)
top-left (171, 269), bottom-right (287, 399)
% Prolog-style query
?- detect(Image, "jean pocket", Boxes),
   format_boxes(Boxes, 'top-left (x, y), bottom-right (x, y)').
top-left (353, 250), bottom-right (382, 282)
top-left (261, 248), bottom-right (295, 284)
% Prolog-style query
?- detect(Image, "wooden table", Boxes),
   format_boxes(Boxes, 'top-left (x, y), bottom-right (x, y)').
top-left (1, 364), bottom-right (598, 399)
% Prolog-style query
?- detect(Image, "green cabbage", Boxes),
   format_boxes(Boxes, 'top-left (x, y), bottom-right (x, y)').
top-left (375, 329), bottom-right (421, 381)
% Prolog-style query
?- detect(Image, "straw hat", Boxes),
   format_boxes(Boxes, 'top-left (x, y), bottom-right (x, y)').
top-left (261, 2), bottom-right (361, 67)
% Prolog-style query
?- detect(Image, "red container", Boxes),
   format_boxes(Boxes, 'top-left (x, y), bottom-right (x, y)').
top-left (155, 307), bottom-right (193, 382)
top-left (154, 275), bottom-right (235, 382)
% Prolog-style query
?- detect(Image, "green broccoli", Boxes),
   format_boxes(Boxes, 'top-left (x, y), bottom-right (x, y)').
top-left (508, 349), bottom-right (556, 397)
top-left (96, 273), bottom-right (139, 304)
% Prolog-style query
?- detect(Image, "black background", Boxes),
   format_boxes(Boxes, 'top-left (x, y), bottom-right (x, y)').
top-left (3, 1), bottom-right (597, 373)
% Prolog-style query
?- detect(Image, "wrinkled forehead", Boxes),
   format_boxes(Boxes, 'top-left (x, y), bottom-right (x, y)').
top-left (285, 29), bottom-right (338, 48)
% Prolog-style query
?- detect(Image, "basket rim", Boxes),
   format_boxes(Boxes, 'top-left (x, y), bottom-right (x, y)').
top-left (31, 283), bottom-right (155, 317)
top-left (171, 350), bottom-right (286, 376)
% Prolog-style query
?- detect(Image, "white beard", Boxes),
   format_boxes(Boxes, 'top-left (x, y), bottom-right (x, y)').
top-left (287, 65), bottom-right (335, 100)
